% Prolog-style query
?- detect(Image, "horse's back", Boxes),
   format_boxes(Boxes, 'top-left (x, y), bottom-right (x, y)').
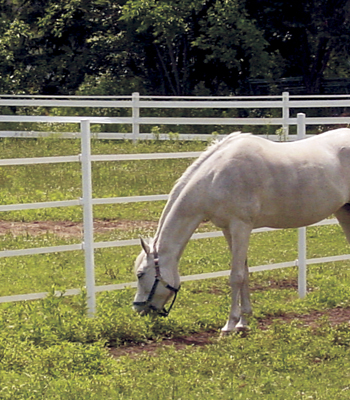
top-left (185, 129), bottom-right (350, 229)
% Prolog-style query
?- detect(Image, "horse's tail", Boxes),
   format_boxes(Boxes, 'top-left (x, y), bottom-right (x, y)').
top-left (153, 132), bottom-right (242, 242)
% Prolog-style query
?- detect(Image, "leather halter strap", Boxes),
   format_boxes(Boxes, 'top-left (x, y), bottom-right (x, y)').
top-left (133, 252), bottom-right (180, 317)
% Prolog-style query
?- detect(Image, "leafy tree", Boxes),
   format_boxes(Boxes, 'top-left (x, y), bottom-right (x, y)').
top-left (119, 0), bottom-right (281, 95)
top-left (192, 0), bottom-right (283, 94)
top-left (1, 0), bottom-right (349, 96)
top-left (246, 0), bottom-right (350, 93)
top-left (119, 0), bottom-right (205, 95)
top-left (0, 0), bottom-right (109, 94)
top-left (0, 2), bottom-right (33, 93)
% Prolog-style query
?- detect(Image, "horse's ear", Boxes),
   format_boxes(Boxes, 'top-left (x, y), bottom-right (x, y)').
top-left (140, 237), bottom-right (150, 255)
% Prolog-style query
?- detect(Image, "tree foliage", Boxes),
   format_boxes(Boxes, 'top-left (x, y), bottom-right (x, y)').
top-left (0, 0), bottom-right (349, 95)
top-left (246, 0), bottom-right (350, 93)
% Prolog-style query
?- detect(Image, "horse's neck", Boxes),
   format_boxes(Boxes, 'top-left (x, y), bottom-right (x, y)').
top-left (153, 135), bottom-right (240, 265)
top-left (154, 203), bottom-right (203, 265)
top-left (155, 134), bottom-right (234, 235)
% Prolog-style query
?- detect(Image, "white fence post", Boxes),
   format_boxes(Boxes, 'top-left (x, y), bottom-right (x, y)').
top-left (132, 92), bottom-right (140, 142)
top-left (282, 92), bottom-right (290, 139)
top-left (298, 227), bottom-right (307, 298)
top-left (80, 120), bottom-right (96, 316)
top-left (297, 113), bottom-right (307, 298)
top-left (297, 112), bottom-right (306, 140)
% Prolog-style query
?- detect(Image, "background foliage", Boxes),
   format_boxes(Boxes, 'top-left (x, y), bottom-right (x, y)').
top-left (1, 0), bottom-right (350, 96)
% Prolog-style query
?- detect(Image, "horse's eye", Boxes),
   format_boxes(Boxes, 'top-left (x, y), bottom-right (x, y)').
top-left (137, 272), bottom-right (145, 280)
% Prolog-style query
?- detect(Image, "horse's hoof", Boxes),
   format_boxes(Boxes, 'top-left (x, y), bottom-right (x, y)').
top-left (220, 326), bottom-right (250, 338)
top-left (235, 325), bottom-right (250, 332)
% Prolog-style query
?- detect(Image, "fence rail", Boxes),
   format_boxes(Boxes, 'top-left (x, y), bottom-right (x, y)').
top-left (0, 102), bottom-right (349, 314)
top-left (1, 92), bottom-right (350, 141)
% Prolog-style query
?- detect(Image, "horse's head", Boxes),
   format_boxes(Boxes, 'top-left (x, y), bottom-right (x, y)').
top-left (133, 238), bottom-right (180, 316)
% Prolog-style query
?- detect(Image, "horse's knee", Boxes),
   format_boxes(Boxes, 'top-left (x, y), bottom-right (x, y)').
top-left (230, 271), bottom-right (245, 287)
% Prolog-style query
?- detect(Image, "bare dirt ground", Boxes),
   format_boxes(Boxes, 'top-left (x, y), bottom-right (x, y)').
top-left (0, 219), bottom-right (157, 238)
top-left (2, 219), bottom-right (350, 358)
top-left (109, 307), bottom-right (350, 359)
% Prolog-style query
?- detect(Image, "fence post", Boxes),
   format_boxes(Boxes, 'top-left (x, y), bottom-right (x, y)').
top-left (132, 92), bottom-right (140, 143)
top-left (297, 112), bottom-right (306, 140)
top-left (282, 92), bottom-right (290, 140)
top-left (297, 113), bottom-right (307, 298)
top-left (297, 227), bottom-right (307, 298)
top-left (80, 119), bottom-right (96, 316)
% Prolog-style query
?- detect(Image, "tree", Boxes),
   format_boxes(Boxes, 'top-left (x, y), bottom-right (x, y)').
top-left (3, 0), bottom-right (348, 96)
top-left (119, 0), bottom-right (206, 95)
top-left (246, 0), bottom-right (350, 93)
top-left (0, 1), bottom-right (34, 93)
top-left (119, 0), bottom-right (281, 95)
top-left (0, 0), bottom-right (111, 94)
top-left (192, 0), bottom-right (283, 94)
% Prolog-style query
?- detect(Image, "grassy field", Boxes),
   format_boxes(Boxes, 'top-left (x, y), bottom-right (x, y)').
top-left (0, 137), bottom-right (350, 399)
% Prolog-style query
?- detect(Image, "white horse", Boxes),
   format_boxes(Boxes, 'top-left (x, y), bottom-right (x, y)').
top-left (133, 128), bottom-right (350, 333)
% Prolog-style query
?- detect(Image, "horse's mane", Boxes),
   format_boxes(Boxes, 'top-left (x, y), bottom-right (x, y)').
top-left (153, 132), bottom-right (243, 244)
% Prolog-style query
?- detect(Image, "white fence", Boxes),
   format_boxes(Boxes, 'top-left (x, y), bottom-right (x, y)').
top-left (1, 92), bottom-right (350, 141)
top-left (0, 96), bottom-right (350, 315)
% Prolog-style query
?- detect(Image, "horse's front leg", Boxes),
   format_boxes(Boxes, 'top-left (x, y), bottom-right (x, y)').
top-left (234, 259), bottom-right (252, 330)
top-left (221, 223), bottom-right (252, 334)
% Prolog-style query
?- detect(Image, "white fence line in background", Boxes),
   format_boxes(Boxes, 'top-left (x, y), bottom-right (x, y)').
top-left (1, 92), bottom-right (350, 141)
top-left (0, 109), bottom-right (350, 314)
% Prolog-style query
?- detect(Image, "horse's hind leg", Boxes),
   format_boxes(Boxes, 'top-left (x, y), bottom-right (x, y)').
top-left (335, 204), bottom-right (350, 244)
top-left (221, 223), bottom-right (252, 333)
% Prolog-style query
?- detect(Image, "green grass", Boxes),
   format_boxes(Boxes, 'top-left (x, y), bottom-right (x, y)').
top-left (0, 224), bottom-right (348, 297)
top-left (1, 271), bottom-right (350, 399)
top-left (0, 136), bottom-right (350, 398)
top-left (0, 137), bottom-right (206, 222)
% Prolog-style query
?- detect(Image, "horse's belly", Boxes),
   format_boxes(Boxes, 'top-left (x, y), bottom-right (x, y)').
top-left (255, 203), bottom-right (338, 229)
top-left (255, 215), bottom-right (323, 229)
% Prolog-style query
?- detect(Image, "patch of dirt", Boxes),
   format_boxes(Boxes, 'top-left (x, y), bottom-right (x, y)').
top-left (0, 219), bottom-right (157, 238)
top-left (109, 308), bottom-right (350, 359)
top-left (251, 278), bottom-right (299, 291)
top-left (109, 330), bottom-right (218, 359)
top-left (258, 307), bottom-right (350, 330)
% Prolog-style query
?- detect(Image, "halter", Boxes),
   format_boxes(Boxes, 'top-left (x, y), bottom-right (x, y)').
top-left (133, 252), bottom-right (181, 317)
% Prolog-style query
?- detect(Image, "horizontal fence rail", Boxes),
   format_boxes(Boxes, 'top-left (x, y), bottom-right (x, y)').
top-left (0, 107), bottom-right (349, 314)
top-left (1, 92), bottom-right (350, 141)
